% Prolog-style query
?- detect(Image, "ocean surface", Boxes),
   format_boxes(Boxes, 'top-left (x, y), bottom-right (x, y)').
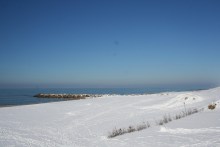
top-left (0, 86), bottom-right (213, 107)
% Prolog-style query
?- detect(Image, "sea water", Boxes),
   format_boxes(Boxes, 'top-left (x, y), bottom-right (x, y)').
top-left (0, 85), bottom-right (212, 107)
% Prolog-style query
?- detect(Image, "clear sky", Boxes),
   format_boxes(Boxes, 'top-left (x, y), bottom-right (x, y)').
top-left (0, 0), bottom-right (220, 88)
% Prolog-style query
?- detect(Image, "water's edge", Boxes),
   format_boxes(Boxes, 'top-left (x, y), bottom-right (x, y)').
top-left (0, 86), bottom-right (213, 107)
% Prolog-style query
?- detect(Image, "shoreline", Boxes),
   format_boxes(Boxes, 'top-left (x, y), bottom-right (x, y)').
top-left (0, 87), bottom-right (214, 108)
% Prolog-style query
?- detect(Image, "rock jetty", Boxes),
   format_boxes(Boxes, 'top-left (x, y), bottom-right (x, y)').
top-left (34, 93), bottom-right (101, 99)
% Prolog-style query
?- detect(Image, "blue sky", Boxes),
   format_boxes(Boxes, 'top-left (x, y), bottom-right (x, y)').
top-left (0, 0), bottom-right (220, 88)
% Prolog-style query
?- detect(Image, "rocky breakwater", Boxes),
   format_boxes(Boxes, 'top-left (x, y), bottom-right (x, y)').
top-left (34, 93), bottom-right (101, 100)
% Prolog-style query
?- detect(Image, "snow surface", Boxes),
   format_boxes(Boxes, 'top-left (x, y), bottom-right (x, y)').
top-left (0, 87), bottom-right (220, 147)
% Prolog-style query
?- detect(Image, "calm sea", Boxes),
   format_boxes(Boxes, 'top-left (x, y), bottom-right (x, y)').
top-left (0, 86), bottom-right (213, 107)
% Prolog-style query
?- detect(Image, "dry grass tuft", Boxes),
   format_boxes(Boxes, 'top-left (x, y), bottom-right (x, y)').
top-left (208, 103), bottom-right (217, 110)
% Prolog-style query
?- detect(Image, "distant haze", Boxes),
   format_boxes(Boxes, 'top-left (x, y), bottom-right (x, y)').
top-left (0, 0), bottom-right (220, 88)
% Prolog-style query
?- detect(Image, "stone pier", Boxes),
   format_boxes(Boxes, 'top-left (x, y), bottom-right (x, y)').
top-left (34, 93), bottom-right (101, 99)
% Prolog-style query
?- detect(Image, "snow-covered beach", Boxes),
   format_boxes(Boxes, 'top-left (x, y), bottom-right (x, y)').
top-left (0, 87), bottom-right (220, 147)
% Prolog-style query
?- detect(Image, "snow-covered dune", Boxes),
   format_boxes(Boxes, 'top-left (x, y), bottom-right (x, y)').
top-left (0, 87), bottom-right (220, 147)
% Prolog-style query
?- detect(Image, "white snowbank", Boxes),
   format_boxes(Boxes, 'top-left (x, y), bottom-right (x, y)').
top-left (160, 126), bottom-right (220, 134)
top-left (0, 87), bottom-right (220, 146)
